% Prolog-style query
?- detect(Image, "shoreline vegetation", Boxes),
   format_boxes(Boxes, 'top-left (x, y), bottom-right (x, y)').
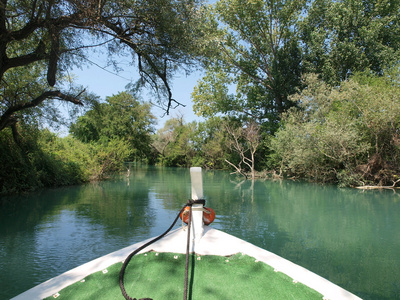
top-left (2, 0), bottom-right (400, 196)
top-left (2, 70), bottom-right (400, 196)
top-left (2, 71), bottom-right (400, 196)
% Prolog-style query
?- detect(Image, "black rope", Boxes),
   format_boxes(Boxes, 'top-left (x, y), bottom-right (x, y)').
top-left (119, 199), bottom-right (206, 300)
top-left (183, 205), bottom-right (192, 300)
top-left (119, 205), bottom-right (186, 300)
top-left (187, 199), bottom-right (206, 206)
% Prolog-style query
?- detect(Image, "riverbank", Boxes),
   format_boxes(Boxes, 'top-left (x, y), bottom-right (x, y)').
top-left (0, 128), bottom-right (130, 196)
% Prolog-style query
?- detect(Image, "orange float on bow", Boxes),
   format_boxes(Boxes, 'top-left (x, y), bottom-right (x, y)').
top-left (203, 207), bottom-right (216, 225)
top-left (180, 206), bottom-right (216, 225)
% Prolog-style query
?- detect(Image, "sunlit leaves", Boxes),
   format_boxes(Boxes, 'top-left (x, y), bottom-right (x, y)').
top-left (192, 68), bottom-right (236, 118)
top-left (193, 0), bottom-right (305, 130)
top-left (270, 70), bottom-right (400, 186)
top-left (300, 0), bottom-right (400, 84)
top-left (70, 92), bottom-right (155, 160)
top-left (1, 0), bottom-right (212, 135)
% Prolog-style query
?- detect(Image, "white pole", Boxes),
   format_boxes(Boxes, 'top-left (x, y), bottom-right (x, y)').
top-left (190, 167), bottom-right (204, 242)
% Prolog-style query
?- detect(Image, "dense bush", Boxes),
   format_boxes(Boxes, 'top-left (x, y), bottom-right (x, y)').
top-left (270, 71), bottom-right (400, 186)
top-left (0, 128), bottom-right (131, 195)
top-left (0, 128), bottom-right (82, 194)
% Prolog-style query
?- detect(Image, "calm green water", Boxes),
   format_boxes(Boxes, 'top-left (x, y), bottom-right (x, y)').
top-left (1, 166), bottom-right (399, 299)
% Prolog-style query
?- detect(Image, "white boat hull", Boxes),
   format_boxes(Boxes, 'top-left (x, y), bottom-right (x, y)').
top-left (12, 226), bottom-right (362, 300)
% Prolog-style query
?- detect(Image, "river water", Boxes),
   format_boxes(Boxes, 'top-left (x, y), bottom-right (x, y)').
top-left (0, 166), bottom-right (399, 299)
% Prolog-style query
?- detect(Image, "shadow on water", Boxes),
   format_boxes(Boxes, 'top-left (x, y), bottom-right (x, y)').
top-left (0, 167), bottom-right (168, 299)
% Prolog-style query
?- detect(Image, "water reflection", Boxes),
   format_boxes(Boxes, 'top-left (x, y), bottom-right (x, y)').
top-left (1, 167), bottom-right (400, 299)
top-left (207, 178), bottom-right (400, 300)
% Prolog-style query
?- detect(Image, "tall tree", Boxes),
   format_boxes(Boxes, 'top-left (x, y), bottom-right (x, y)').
top-left (70, 91), bottom-right (155, 160)
top-left (190, 117), bottom-right (227, 169)
top-left (300, 0), bottom-right (400, 85)
top-left (152, 116), bottom-right (196, 166)
top-left (1, 0), bottom-right (211, 136)
top-left (192, 0), bottom-right (305, 132)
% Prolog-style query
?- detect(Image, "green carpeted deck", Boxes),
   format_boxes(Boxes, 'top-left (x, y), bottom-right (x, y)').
top-left (45, 252), bottom-right (323, 300)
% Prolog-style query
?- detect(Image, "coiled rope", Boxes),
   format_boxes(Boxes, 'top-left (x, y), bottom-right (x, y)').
top-left (119, 199), bottom-right (205, 300)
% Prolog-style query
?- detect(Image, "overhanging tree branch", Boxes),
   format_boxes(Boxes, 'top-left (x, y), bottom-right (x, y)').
top-left (1, 0), bottom-right (206, 131)
top-left (102, 18), bottom-right (183, 114)
top-left (0, 90), bottom-right (84, 131)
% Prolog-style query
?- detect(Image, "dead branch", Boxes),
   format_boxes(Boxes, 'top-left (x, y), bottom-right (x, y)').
top-left (356, 179), bottom-right (400, 190)
top-left (225, 159), bottom-right (248, 179)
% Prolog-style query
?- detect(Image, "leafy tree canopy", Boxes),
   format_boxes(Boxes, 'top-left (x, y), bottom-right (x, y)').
top-left (270, 69), bottom-right (400, 186)
top-left (152, 116), bottom-right (196, 166)
top-left (70, 91), bottom-right (155, 160)
top-left (192, 0), bottom-right (305, 133)
top-left (300, 0), bottom-right (400, 85)
top-left (193, 0), bottom-right (400, 136)
top-left (1, 0), bottom-right (212, 137)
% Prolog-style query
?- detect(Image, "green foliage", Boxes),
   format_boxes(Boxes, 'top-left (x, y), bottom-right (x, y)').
top-left (152, 116), bottom-right (229, 169)
top-left (190, 117), bottom-right (228, 169)
top-left (270, 71), bottom-right (400, 186)
top-left (152, 117), bottom-right (196, 167)
top-left (193, 0), bottom-right (400, 138)
top-left (152, 115), bottom-right (264, 175)
top-left (0, 59), bottom-right (91, 132)
top-left (3, 0), bottom-right (400, 191)
top-left (300, 0), bottom-right (400, 85)
top-left (0, 128), bottom-right (37, 194)
top-left (1, 91), bottom-right (145, 195)
top-left (0, 128), bottom-right (85, 194)
top-left (192, 68), bottom-right (236, 118)
top-left (1, 0), bottom-right (212, 133)
top-left (192, 0), bottom-right (305, 132)
top-left (92, 139), bottom-right (133, 177)
top-left (70, 92), bottom-right (155, 161)
top-left (0, 126), bottom-right (133, 195)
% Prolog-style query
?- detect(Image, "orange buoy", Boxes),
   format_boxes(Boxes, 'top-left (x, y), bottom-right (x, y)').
top-left (180, 206), bottom-right (216, 225)
top-left (203, 207), bottom-right (215, 225)
top-left (180, 206), bottom-right (190, 223)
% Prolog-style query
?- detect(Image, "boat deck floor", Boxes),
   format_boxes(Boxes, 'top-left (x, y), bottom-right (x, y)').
top-left (44, 251), bottom-right (323, 300)
top-left (14, 227), bottom-right (361, 300)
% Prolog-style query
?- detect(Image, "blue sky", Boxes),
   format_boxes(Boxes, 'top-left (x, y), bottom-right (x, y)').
top-left (69, 57), bottom-right (204, 131)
